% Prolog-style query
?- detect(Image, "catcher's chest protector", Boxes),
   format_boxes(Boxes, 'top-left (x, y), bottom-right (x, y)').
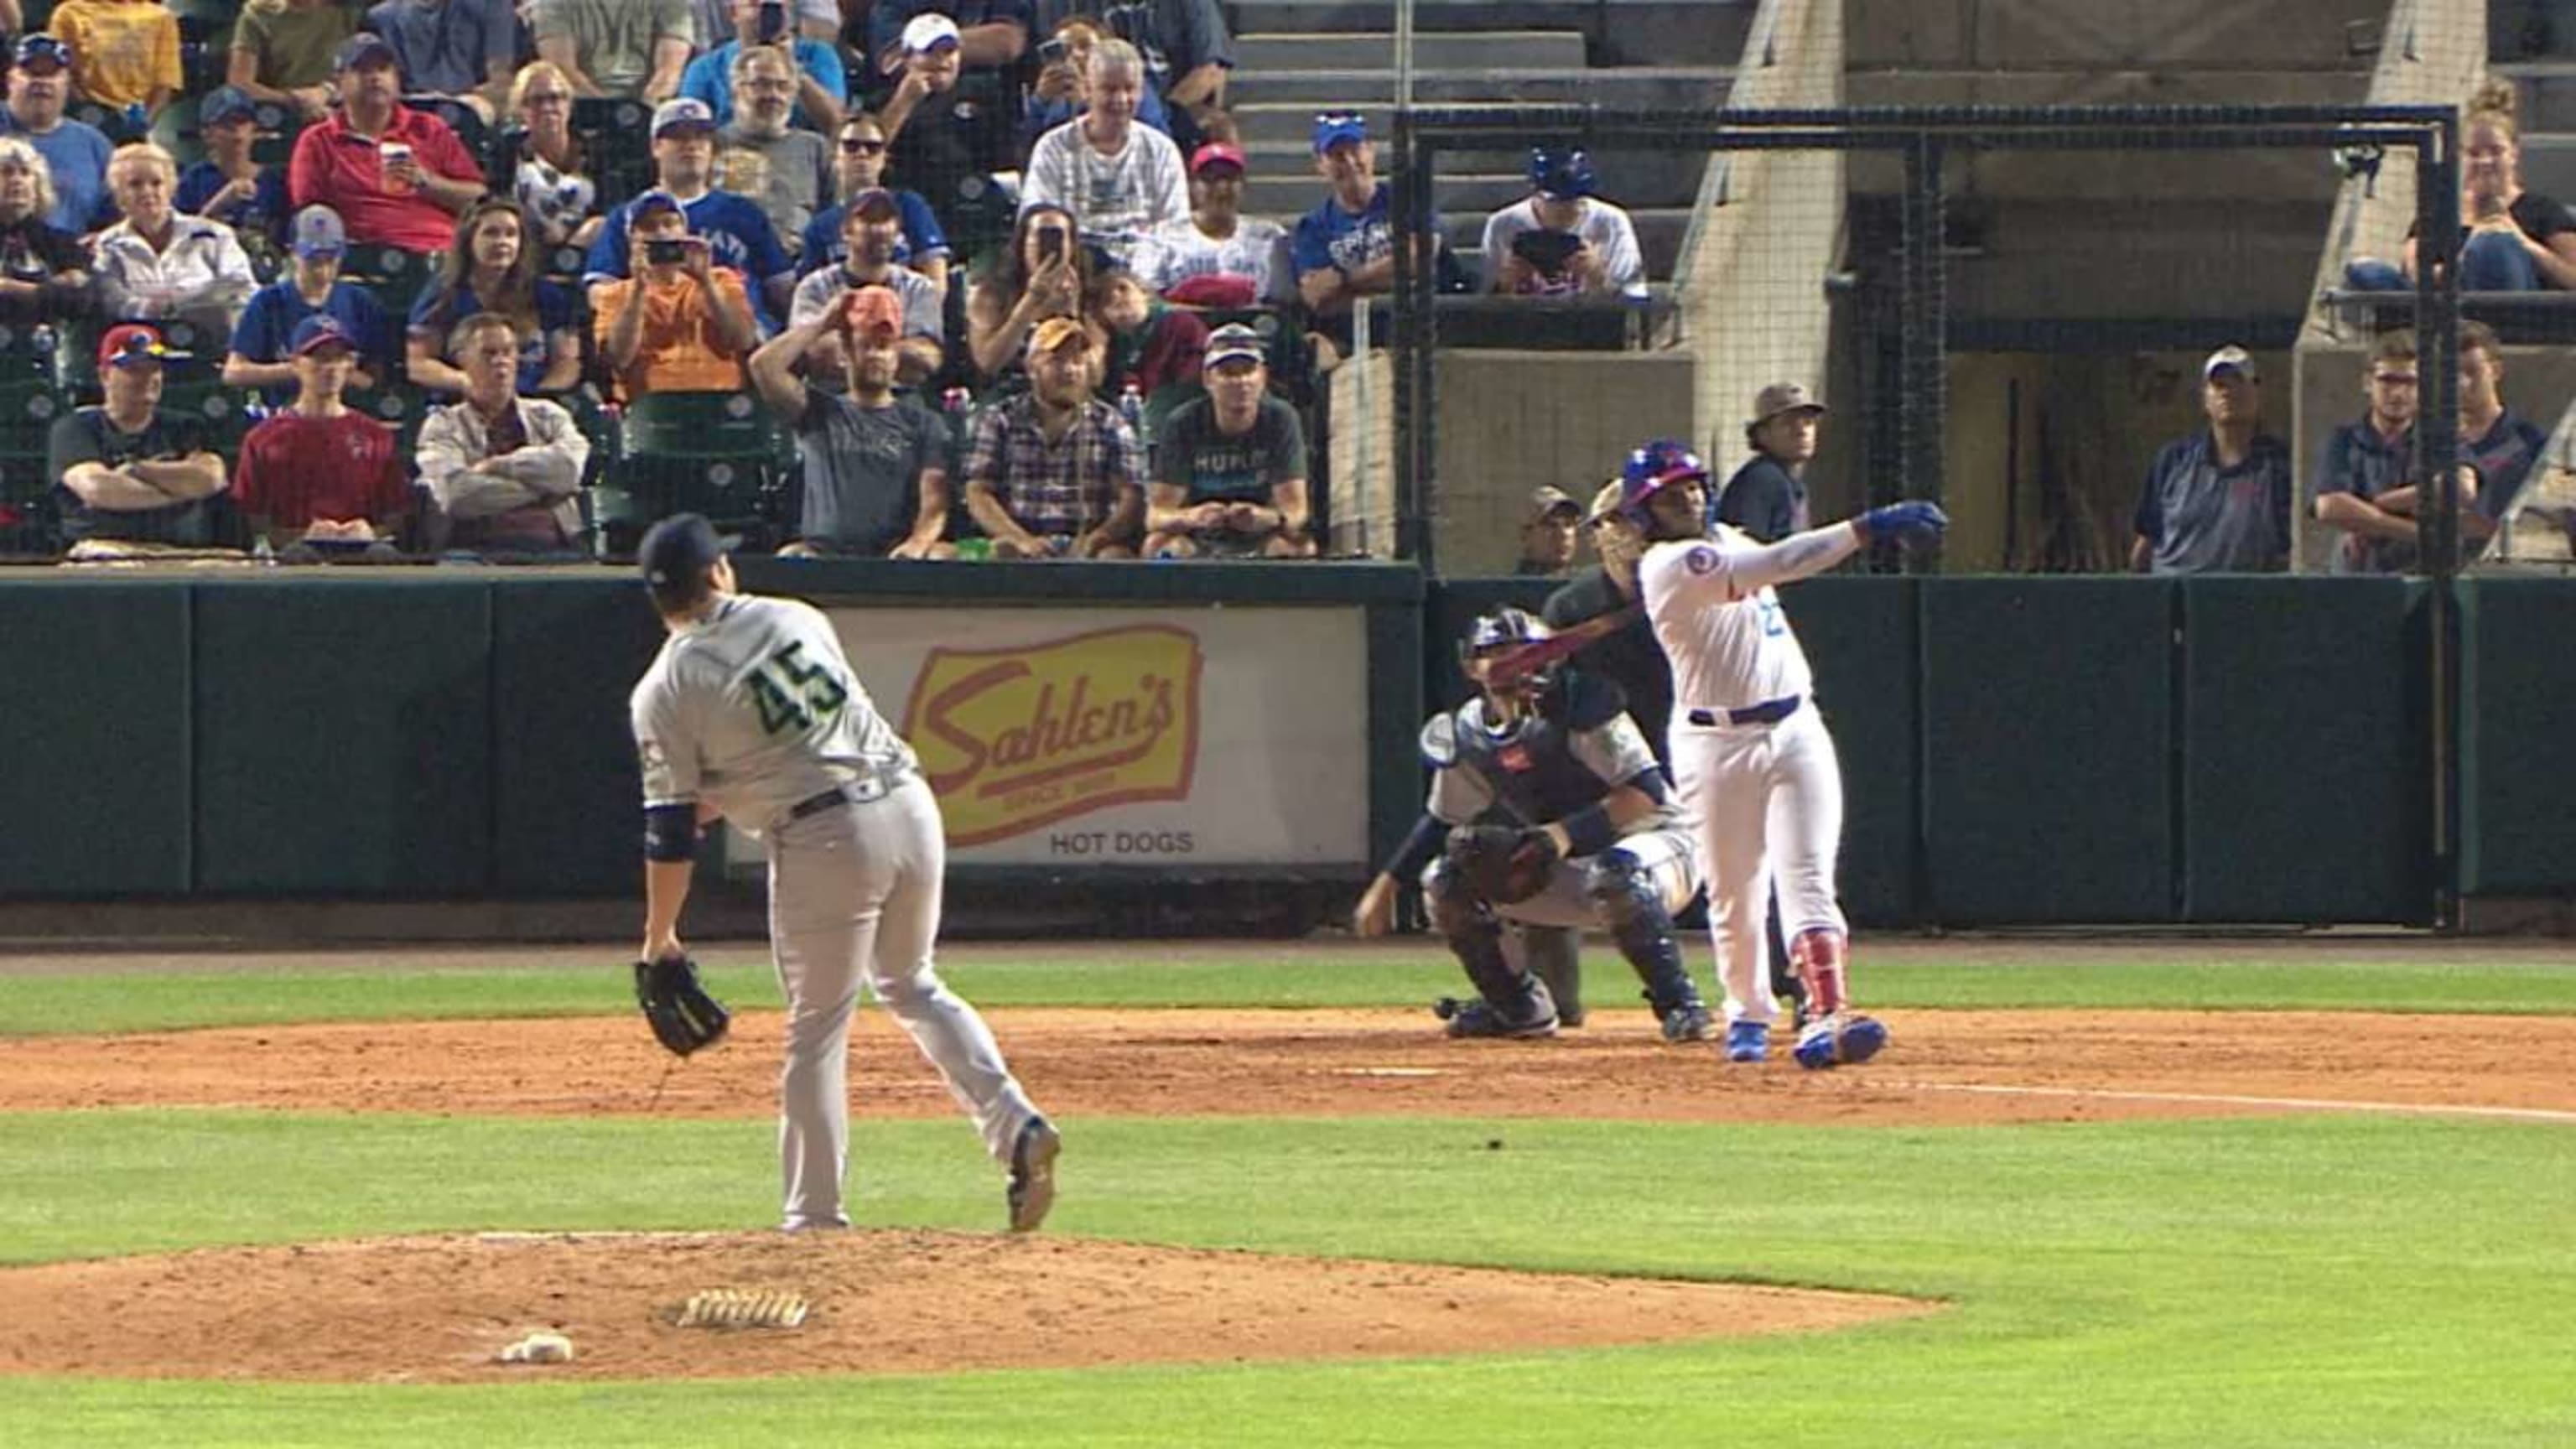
top-left (1452, 703), bottom-right (1609, 827)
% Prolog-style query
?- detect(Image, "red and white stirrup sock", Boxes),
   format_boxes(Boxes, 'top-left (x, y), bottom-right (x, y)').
top-left (1790, 928), bottom-right (1849, 1019)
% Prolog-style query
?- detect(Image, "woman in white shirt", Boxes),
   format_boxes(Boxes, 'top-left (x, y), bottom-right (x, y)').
top-left (92, 142), bottom-right (257, 344)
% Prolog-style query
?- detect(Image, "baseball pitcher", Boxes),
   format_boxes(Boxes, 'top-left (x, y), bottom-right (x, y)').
top-left (628, 513), bottom-right (1061, 1233)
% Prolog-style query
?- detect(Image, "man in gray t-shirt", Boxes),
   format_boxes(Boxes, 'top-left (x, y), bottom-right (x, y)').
top-left (749, 283), bottom-right (955, 558)
top-left (1141, 322), bottom-right (1313, 558)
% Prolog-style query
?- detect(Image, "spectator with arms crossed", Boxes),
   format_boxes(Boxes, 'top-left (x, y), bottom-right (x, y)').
top-left (751, 283), bottom-right (955, 559)
top-left (963, 316), bottom-right (1143, 558)
top-left (234, 314), bottom-right (416, 553)
top-left (1143, 322), bottom-right (1311, 558)
top-left (51, 324), bottom-right (234, 551)
top-left (2311, 330), bottom-right (2422, 574)
top-left (0, 136), bottom-right (93, 328)
top-left (417, 313), bottom-right (593, 553)
top-left (94, 143), bottom-right (258, 340)
top-left (408, 197), bottom-right (584, 397)
top-left (2371, 320), bottom-right (2549, 556)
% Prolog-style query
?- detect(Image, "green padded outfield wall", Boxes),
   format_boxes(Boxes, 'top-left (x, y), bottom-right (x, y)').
top-left (193, 579), bottom-right (495, 895)
top-left (490, 579), bottom-right (665, 895)
top-left (1787, 579), bottom-right (1919, 926)
top-left (1921, 579), bottom-right (2175, 923)
top-left (2180, 578), bottom-right (2429, 922)
top-left (0, 579), bottom-right (193, 896)
top-left (2458, 578), bottom-right (2576, 896)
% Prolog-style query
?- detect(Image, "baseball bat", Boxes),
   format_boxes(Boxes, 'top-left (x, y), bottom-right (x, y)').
top-left (1478, 606), bottom-right (1642, 687)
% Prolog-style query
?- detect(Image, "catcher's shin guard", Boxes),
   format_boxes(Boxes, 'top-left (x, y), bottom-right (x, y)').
top-left (1583, 849), bottom-right (1705, 1031)
top-left (1426, 858), bottom-right (1552, 1030)
top-left (1512, 926), bottom-right (1585, 1028)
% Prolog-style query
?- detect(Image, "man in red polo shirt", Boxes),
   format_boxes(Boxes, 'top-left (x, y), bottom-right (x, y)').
top-left (234, 314), bottom-right (416, 552)
top-left (286, 33), bottom-right (485, 255)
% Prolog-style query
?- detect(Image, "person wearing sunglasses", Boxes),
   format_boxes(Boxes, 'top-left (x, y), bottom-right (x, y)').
top-left (797, 112), bottom-right (950, 300)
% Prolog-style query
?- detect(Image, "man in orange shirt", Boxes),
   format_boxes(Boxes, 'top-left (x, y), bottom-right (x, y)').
top-left (285, 33), bottom-right (485, 254)
top-left (589, 189), bottom-right (759, 399)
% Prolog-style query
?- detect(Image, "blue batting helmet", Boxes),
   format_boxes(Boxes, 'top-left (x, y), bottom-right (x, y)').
top-left (1617, 439), bottom-right (1708, 521)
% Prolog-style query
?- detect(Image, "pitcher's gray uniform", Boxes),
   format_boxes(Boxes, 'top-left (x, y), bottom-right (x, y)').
top-left (631, 568), bottom-right (1055, 1232)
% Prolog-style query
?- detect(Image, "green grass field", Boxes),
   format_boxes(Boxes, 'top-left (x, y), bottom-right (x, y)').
top-left (3, 943), bottom-right (2573, 1448)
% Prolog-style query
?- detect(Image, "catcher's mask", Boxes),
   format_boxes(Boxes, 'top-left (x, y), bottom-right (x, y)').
top-left (1461, 606), bottom-right (1555, 703)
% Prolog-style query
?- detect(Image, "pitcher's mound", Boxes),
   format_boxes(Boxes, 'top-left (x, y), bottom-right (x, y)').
top-left (0, 1229), bottom-right (1936, 1384)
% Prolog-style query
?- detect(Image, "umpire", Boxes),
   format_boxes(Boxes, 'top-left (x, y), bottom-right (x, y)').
top-left (1544, 478), bottom-right (1809, 1023)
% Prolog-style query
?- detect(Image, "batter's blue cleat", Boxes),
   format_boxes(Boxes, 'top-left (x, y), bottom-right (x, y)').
top-left (1723, 1020), bottom-right (1768, 1062)
top-left (1008, 1117), bottom-right (1062, 1233)
top-left (1794, 1014), bottom-right (1889, 1071)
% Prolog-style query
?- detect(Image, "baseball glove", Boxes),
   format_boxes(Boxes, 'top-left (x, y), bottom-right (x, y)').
top-left (635, 952), bottom-right (730, 1057)
top-left (1446, 824), bottom-right (1560, 905)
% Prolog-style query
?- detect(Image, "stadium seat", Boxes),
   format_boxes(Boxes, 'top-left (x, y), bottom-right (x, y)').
top-left (340, 242), bottom-right (442, 307)
top-left (596, 391), bottom-right (793, 557)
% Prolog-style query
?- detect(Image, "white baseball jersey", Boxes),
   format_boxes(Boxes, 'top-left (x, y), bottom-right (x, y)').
top-left (630, 594), bottom-right (917, 838)
top-left (1637, 522), bottom-right (1863, 714)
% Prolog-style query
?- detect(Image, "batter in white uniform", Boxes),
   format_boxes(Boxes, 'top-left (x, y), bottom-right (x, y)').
top-left (1618, 439), bottom-right (1947, 1069)
top-left (628, 513), bottom-right (1060, 1233)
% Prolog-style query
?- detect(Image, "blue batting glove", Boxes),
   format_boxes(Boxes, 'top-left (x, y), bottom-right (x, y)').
top-left (1859, 500), bottom-right (1949, 544)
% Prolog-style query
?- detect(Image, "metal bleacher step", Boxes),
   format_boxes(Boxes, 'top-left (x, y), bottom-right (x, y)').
top-left (1231, 0), bottom-right (1754, 69)
top-left (2497, 60), bottom-right (2576, 134)
top-left (2515, 132), bottom-right (2576, 208)
top-left (1227, 65), bottom-right (1733, 109)
top-left (1231, 29), bottom-right (1589, 71)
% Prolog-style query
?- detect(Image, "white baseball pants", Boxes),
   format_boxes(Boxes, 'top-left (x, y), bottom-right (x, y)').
top-left (1670, 704), bottom-right (1848, 1026)
top-left (765, 775), bottom-right (1042, 1230)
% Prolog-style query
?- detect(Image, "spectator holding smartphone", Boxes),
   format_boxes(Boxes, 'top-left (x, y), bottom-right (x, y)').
top-left (1479, 148), bottom-right (1644, 299)
top-left (967, 202), bottom-right (1089, 382)
top-left (681, 0), bottom-right (847, 132)
top-left (589, 188), bottom-right (759, 399)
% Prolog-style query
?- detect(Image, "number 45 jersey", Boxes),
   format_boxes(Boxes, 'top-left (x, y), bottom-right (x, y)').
top-left (631, 594), bottom-right (919, 839)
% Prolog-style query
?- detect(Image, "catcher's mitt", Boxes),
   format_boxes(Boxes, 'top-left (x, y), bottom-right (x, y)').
top-left (1446, 824), bottom-right (1561, 905)
top-left (635, 952), bottom-right (730, 1057)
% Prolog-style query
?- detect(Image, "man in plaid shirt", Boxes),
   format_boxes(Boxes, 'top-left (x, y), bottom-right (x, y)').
top-left (963, 316), bottom-right (1145, 558)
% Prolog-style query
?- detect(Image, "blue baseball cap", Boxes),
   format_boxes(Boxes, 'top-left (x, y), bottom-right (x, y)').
top-left (628, 188), bottom-right (688, 223)
top-left (1312, 112), bottom-right (1367, 154)
top-left (332, 31), bottom-right (400, 73)
top-left (290, 204), bottom-right (346, 259)
top-left (1530, 147), bottom-right (1597, 200)
top-left (12, 34), bottom-right (71, 70)
top-left (651, 96), bottom-right (718, 138)
top-left (199, 84), bottom-right (259, 127)
top-left (289, 314), bottom-right (358, 357)
top-left (638, 512), bottom-right (740, 605)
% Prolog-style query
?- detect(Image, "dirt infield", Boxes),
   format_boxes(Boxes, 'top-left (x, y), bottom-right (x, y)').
top-left (4, 1006), bottom-right (2573, 1125)
top-left (4, 1000), bottom-right (2570, 1383)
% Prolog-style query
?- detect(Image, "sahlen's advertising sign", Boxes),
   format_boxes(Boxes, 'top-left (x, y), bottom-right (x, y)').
top-left (828, 606), bottom-right (1369, 866)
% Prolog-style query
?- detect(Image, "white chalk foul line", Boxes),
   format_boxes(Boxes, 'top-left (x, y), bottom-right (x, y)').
top-left (1885, 1079), bottom-right (2576, 1125)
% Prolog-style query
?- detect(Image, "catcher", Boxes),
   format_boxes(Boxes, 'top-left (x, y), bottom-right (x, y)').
top-left (1354, 607), bottom-right (1711, 1041)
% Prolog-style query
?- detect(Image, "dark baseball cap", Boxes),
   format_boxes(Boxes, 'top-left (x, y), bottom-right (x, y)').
top-left (199, 84), bottom-right (259, 127)
top-left (638, 513), bottom-right (740, 605)
top-left (333, 32), bottom-right (400, 73)
top-left (849, 186), bottom-right (901, 220)
top-left (13, 34), bottom-right (70, 71)
top-left (289, 314), bottom-right (358, 356)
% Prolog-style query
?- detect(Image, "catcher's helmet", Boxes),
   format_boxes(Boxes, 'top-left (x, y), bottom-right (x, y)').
top-left (1617, 439), bottom-right (1709, 522)
top-left (1460, 606), bottom-right (1555, 696)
